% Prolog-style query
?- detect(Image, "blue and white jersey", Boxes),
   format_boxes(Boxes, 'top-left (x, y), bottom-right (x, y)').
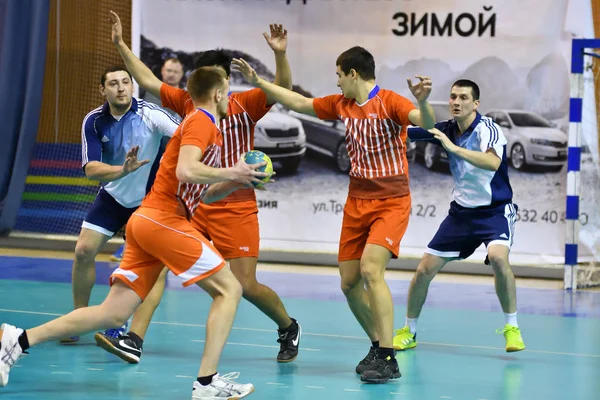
top-left (408, 112), bottom-right (513, 208)
top-left (81, 98), bottom-right (179, 208)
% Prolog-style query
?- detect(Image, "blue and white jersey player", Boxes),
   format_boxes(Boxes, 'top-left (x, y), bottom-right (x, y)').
top-left (60, 66), bottom-right (179, 344)
top-left (393, 79), bottom-right (526, 354)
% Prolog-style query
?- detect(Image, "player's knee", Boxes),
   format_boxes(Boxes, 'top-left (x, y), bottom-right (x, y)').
top-left (489, 254), bottom-right (512, 275)
top-left (415, 264), bottom-right (438, 282)
top-left (74, 242), bottom-right (99, 264)
top-left (340, 274), bottom-right (362, 295)
top-left (359, 263), bottom-right (384, 286)
top-left (239, 277), bottom-right (259, 298)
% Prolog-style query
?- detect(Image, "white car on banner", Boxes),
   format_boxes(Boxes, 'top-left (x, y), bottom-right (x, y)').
top-left (485, 109), bottom-right (568, 172)
top-left (230, 85), bottom-right (307, 173)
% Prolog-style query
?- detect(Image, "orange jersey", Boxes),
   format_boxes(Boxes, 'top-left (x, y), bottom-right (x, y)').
top-left (142, 108), bottom-right (222, 217)
top-left (160, 84), bottom-right (271, 202)
top-left (313, 86), bottom-right (416, 199)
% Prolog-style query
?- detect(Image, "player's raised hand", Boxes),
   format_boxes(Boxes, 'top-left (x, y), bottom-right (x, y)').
top-left (407, 75), bottom-right (432, 102)
top-left (109, 11), bottom-right (124, 44)
top-left (231, 58), bottom-right (260, 86)
top-left (429, 128), bottom-right (458, 153)
top-left (123, 146), bottom-right (150, 174)
top-left (263, 24), bottom-right (288, 54)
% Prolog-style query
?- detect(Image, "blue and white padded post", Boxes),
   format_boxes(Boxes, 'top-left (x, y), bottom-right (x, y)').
top-left (565, 39), bottom-right (600, 290)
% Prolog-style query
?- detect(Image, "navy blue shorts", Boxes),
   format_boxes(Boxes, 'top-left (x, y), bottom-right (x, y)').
top-left (82, 188), bottom-right (138, 237)
top-left (426, 201), bottom-right (517, 260)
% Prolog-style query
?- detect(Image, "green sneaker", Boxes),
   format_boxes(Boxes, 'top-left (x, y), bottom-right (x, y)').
top-left (393, 326), bottom-right (417, 351)
top-left (496, 324), bottom-right (526, 352)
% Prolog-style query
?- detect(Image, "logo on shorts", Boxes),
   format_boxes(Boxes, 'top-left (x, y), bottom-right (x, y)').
top-left (239, 246), bottom-right (250, 252)
top-left (369, 113), bottom-right (378, 118)
top-left (101, 135), bottom-right (110, 143)
top-left (500, 233), bottom-right (508, 239)
top-left (385, 237), bottom-right (393, 245)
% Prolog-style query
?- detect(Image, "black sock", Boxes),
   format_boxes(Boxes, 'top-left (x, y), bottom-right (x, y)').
top-left (377, 347), bottom-right (395, 360)
top-left (371, 340), bottom-right (380, 349)
top-left (18, 331), bottom-right (30, 351)
top-left (279, 318), bottom-right (297, 333)
top-left (128, 332), bottom-right (144, 348)
top-left (197, 372), bottom-right (217, 386)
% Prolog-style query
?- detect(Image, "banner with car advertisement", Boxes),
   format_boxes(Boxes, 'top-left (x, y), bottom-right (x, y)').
top-left (137, 0), bottom-right (597, 263)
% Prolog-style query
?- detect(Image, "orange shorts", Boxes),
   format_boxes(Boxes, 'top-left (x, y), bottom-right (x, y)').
top-left (338, 195), bottom-right (411, 262)
top-left (192, 200), bottom-right (260, 259)
top-left (110, 207), bottom-right (226, 300)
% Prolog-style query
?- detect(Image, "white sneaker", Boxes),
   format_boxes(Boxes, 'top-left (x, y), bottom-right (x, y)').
top-left (0, 323), bottom-right (24, 387)
top-left (191, 372), bottom-right (254, 399)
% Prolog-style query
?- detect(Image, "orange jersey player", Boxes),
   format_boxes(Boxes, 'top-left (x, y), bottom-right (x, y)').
top-left (233, 45), bottom-right (436, 384)
top-left (98, 11), bottom-right (301, 367)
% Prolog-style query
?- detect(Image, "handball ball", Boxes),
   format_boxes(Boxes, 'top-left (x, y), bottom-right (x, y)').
top-left (244, 150), bottom-right (273, 188)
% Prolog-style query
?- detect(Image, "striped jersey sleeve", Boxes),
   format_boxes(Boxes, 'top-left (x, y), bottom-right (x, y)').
top-left (81, 107), bottom-right (103, 168)
top-left (479, 117), bottom-right (507, 157)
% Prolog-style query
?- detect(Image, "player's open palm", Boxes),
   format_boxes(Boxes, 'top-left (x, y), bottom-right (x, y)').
top-left (231, 58), bottom-right (259, 86)
top-left (123, 146), bottom-right (150, 174)
top-left (407, 75), bottom-right (432, 102)
top-left (263, 24), bottom-right (288, 54)
top-left (109, 11), bottom-right (123, 44)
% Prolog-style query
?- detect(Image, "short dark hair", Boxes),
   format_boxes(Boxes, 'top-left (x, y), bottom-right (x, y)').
top-left (194, 49), bottom-right (232, 77)
top-left (186, 67), bottom-right (228, 102)
top-left (336, 46), bottom-right (376, 81)
top-left (452, 79), bottom-right (480, 101)
top-left (163, 57), bottom-right (183, 67)
top-left (101, 66), bottom-right (132, 86)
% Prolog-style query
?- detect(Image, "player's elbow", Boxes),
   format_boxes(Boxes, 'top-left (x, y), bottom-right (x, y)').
top-left (175, 164), bottom-right (194, 183)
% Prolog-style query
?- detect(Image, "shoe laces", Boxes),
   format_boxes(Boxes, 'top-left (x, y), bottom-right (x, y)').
top-left (496, 325), bottom-right (519, 337)
top-left (104, 328), bottom-right (124, 338)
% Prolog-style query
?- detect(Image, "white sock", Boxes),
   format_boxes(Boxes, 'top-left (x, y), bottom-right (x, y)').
top-left (406, 317), bottom-right (418, 334)
top-left (505, 312), bottom-right (518, 327)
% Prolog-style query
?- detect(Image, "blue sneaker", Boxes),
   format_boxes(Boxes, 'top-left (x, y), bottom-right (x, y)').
top-left (100, 321), bottom-right (128, 340)
top-left (109, 244), bottom-right (125, 262)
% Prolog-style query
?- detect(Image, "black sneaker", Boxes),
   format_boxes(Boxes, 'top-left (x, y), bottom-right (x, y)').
top-left (355, 346), bottom-right (377, 374)
top-left (95, 332), bottom-right (142, 364)
top-left (360, 356), bottom-right (401, 384)
top-left (277, 318), bottom-right (301, 363)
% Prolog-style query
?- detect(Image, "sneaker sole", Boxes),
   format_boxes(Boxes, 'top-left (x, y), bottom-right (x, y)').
top-left (58, 337), bottom-right (80, 345)
top-left (108, 256), bottom-right (122, 262)
top-left (195, 386), bottom-right (255, 400)
top-left (360, 371), bottom-right (401, 384)
top-left (94, 333), bottom-right (140, 364)
top-left (0, 372), bottom-right (7, 388)
top-left (392, 343), bottom-right (417, 351)
top-left (506, 346), bottom-right (526, 352)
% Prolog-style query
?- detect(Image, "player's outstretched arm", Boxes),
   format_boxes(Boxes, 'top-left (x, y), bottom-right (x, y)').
top-left (85, 146), bottom-right (150, 182)
top-left (429, 128), bottom-right (501, 171)
top-left (407, 75), bottom-right (435, 129)
top-left (176, 146), bottom-right (270, 186)
top-left (263, 23), bottom-right (293, 104)
top-left (232, 58), bottom-right (316, 116)
top-left (109, 11), bottom-right (162, 98)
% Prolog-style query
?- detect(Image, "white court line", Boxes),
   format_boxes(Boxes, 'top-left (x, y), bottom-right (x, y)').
top-left (1, 308), bottom-right (599, 359)
top-left (344, 389), bottom-right (361, 392)
top-left (191, 339), bottom-right (320, 351)
top-left (266, 382), bottom-right (287, 386)
top-left (306, 386), bottom-right (325, 389)
top-left (86, 368), bottom-right (103, 371)
top-left (175, 375), bottom-right (194, 379)
top-left (390, 393), bottom-right (405, 395)
top-left (51, 371), bottom-right (72, 375)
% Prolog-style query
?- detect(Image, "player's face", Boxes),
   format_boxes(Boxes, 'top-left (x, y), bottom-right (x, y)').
top-left (216, 79), bottom-right (230, 119)
top-left (100, 71), bottom-right (133, 110)
top-left (161, 60), bottom-right (184, 87)
top-left (336, 65), bottom-right (354, 99)
top-left (449, 86), bottom-right (479, 120)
